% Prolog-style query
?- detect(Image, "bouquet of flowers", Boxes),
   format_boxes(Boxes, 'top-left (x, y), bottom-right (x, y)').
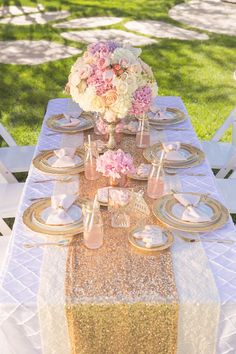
top-left (66, 41), bottom-right (157, 123)
top-left (96, 149), bottom-right (136, 179)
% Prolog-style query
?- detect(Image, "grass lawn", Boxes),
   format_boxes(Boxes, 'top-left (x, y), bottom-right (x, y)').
top-left (0, 0), bottom-right (236, 146)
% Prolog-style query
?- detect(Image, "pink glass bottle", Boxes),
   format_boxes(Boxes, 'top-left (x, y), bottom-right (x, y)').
top-left (136, 115), bottom-right (150, 148)
top-left (147, 162), bottom-right (165, 199)
top-left (84, 141), bottom-right (99, 181)
top-left (83, 202), bottom-right (103, 249)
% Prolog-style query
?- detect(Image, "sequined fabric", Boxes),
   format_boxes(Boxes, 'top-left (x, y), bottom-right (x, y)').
top-left (65, 133), bottom-right (179, 354)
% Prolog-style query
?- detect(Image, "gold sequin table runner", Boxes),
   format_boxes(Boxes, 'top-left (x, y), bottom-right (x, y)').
top-left (65, 134), bottom-right (179, 354)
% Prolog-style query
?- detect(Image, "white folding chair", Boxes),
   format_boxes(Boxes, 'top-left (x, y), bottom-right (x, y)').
top-left (0, 161), bottom-right (25, 235)
top-left (214, 154), bottom-right (236, 214)
top-left (201, 107), bottom-right (236, 169)
top-left (0, 123), bottom-right (35, 173)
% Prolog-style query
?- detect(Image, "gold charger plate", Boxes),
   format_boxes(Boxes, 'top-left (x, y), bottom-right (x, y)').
top-left (46, 113), bottom-right (94, 134)
top-left (128, 227), bottom-right (174, 253)
top-left (153, 193), bottom-right (229, 233)
top-left (143, 142), bottom-right (205, 168)
top-left (149, 108), bottom-right (187, 126)
top-left (23, 198), bottom-right (83, 236)
top-left (33, 148), bottom-right (85, 176)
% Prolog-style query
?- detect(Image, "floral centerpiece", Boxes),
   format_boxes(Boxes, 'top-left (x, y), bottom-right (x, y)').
top-left (96, 149), bottom-right (136, 186)
top-left (66, 40), bottom-right (157, 148)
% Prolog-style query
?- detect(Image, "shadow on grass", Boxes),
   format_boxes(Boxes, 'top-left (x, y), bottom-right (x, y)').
top-left (0, 0), bottom-right (236, 144)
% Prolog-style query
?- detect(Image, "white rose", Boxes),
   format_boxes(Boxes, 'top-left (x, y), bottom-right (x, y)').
top-left (78, 87), bottom-right (96, 111)
top-left (111, 95), bottom-right (131, 118)
top-left (113, 77), bottom-right (129, 94)
top-left (111, 48), bottom-right (138, 66)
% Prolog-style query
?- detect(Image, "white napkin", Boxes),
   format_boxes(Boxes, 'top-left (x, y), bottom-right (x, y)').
top-left (52, 147), bottom-right (76, 168)
top-left (149, 105), bottom-right (169, 120)
top-left (60, 113), bottom-right (81, 127)
top-left (137, 163), bottom-right (151, 177)
top-left (162, 142), bottom-right (186, 161)
top-left (133, 225), bottom-right (164, 248)
top-left (46, 194), bottom-right (76, 225)
top-left (174, 193), bottom-right (211, 223)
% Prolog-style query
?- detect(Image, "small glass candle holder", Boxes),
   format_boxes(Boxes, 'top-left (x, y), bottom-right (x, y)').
top-left (108, 188), bottom-right (131, 228)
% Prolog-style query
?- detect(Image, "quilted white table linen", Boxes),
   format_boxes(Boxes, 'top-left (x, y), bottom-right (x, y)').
top-left (0, 97), bottom-right (236, 354)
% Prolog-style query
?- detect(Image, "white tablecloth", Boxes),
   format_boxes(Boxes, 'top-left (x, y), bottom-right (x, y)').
top-left (0, 97), bottom-right (236, 354)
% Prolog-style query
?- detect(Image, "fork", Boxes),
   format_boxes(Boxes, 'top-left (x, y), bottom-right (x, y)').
top-left (175, 233), bottom-right (235, 244)
top-left (23, 240), bottom-right (70, 248)
top-left (33, 177), bottom-right (73, 184)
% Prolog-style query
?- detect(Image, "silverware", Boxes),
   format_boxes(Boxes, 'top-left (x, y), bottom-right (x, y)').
top-left (45, 132), bottom-right (62, 136)
top-left (185, 238), bottom-right (234, 244)
top-left (165, 169), bottom-right (206, 177)
top-left (23, 240), bottom-right (70, 248)
top-left (175, 233), bottom-right (234, 244)
top-left (152, 127), bottom-right (190, 131)
top-left (33, 177), bottom-right (73, 184)
top-left (29, 197), bottom-right (49, 202)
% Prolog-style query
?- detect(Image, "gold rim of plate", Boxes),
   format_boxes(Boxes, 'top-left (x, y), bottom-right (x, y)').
top-left (128, 173), bottom-right (148, 181)
top-left (128, 227), bottom-right (174, 253)
top-left (33, 148), bottom-right (85, 176)
top-left (163, 193), bottom-right (221, 226)
top-left (149, 108), bottom-right (187, 126)
top-left (46, 113), bottom-right (94, 134)
top-left (143, 142), bottom-right (205, 168)
top-left (23, 198), bottom-right (84, 236)
top-left (122, 129), bottom-right (137, 136)
top-left (152, 192), bottom-right (229, 233)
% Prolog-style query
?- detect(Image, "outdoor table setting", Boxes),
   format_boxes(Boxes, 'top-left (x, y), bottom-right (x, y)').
top-left (1, 41), bottom-right (236, 354)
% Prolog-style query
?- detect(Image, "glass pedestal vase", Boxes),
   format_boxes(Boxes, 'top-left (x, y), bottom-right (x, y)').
top-left (106, 122), bottom-right (117, 149)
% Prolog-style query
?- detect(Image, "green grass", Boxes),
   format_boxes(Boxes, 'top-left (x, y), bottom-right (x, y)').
top-left (0, 0), bottom-right (236, 146)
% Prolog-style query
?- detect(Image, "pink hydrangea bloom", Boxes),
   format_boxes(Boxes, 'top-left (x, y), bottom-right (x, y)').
top-left (88, 41), bottom-right (120, 55)
top-left (96, 149), bottom-right (136, 179)
top-left (129, 86), bottom-right (152, 116)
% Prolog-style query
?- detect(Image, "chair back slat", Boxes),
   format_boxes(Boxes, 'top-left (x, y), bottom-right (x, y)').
top-left (211, 108), bottom-right (236, 143)
top-left (216, 152), bottom-right (236, 178)
top-left (0, 123), bottom-right (17, 147)
top-left (0, 161), bottom-right (17, 183)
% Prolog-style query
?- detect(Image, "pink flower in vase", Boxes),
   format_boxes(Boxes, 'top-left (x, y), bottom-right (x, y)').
top-left (96, 149), bottom-right (136, 179)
